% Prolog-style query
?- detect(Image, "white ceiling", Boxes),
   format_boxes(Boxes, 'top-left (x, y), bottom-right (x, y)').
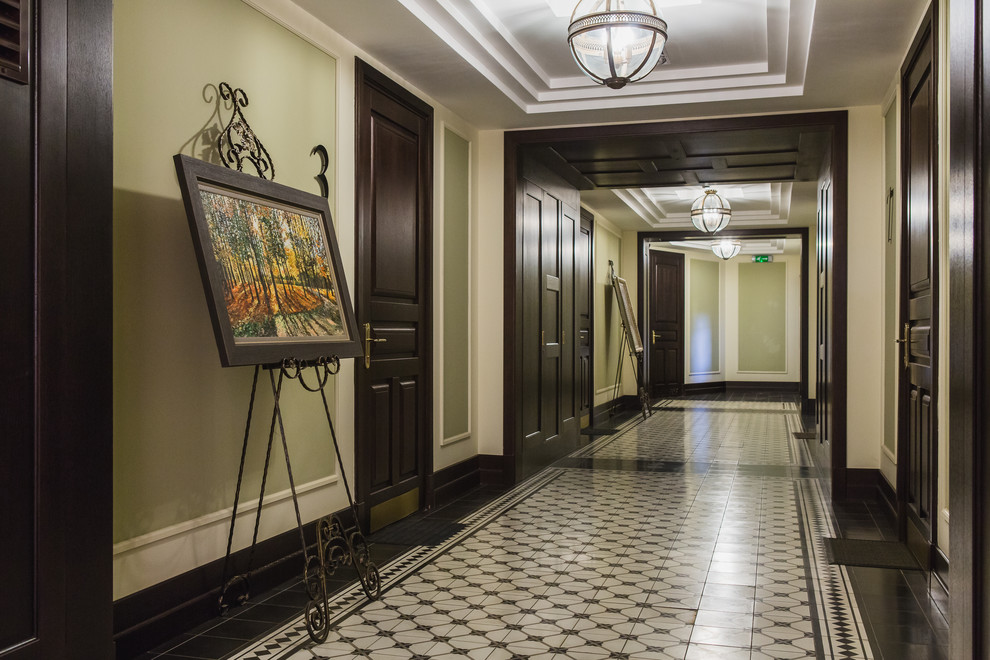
top-left (290, 0), bottom-right (928, 128)
top-left (660, 236), bottom-right (801, 257)
top-left (279, 0), bottom-right (927, 229)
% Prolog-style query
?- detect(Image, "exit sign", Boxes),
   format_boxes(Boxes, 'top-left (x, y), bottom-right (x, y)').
top-left (752, 255), bottom-right (774, 263)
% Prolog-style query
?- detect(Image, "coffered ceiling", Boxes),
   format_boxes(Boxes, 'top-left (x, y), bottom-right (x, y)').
top-left (521, 122), bottom-right (829, 230)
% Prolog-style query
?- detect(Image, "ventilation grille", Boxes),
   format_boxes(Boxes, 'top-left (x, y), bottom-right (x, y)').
top-left (0, 0), bottom-right (28, 84)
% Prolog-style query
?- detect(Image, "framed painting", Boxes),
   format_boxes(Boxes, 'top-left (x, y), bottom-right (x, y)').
top-left (173, 154), bottom-right (363, 367)
top-left (612, 275), bottom-right (644, 354)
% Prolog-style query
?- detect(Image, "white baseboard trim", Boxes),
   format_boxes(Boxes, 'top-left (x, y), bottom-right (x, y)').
top-left (113, 474), bottom-right (339, 601)
top-left (441, 432), bottom-right (471, 447)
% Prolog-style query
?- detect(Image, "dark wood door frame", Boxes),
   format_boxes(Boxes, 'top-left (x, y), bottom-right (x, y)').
top-left (636, 227), bottom-right (810, 411)
top-left (0, 0), bottom-right (113, 657)
top-left (898, 3), bottom-right (939, 572)
top-left (353, 60), bottom-right (434, 526)
top-left (947, 0), bottom-right (985, 654)
top-left (578, 208), bottom-right (595, 428)
top-left (505, 112), bottom-right (845, 492)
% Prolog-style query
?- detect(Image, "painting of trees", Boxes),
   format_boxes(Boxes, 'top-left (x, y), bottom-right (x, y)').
top-left (199, 189), bottom-right (344, 339)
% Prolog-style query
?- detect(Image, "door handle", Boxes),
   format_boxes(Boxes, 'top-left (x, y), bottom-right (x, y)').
top-left (652, 330), bottom-right (661, 344)
top-left (893, 322), bottom-right (909, 369)
top-left (364, 322), bottom-right (387, 369)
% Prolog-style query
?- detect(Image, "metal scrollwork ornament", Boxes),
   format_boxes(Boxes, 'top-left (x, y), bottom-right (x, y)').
top-left (304, 515), bottom-right (381, 642)
top-left (216, 82), bottom-right (275, 180)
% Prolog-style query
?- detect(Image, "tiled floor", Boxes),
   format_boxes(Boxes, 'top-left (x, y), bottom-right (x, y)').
top-left (137, 392), bottom-right (949, 659)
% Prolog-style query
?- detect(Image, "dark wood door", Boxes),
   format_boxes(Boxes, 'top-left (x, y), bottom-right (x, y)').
top-left (577, 210), bottom-right (594, 426)
top-left (354, 60), bottom-right (433, 531)
top-left (0, 0), bottom-right (113, 657)
top-left (946, 0), bottom-right (989, 653)
top-left (520, 181), bottom-right (579, 474)
top-left (648, 250), bottom-right (684, 398)
top-left (816, 177), bottom-right (832, 468)
top-left (899, 13), bottom-right (938, 568)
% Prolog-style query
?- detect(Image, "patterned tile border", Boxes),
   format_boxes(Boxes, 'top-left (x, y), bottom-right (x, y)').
top-left (797, 479), bottom-right (875, 659)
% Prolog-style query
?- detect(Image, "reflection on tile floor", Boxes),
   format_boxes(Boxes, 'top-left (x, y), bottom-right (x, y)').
top-left (143, 394), bottom-right (950, 659)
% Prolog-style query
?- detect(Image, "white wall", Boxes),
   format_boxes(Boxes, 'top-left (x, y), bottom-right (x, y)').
top-left (845, 106), bottom-right (885, 470)
top-left (475, 129), bottom-right (505, 455)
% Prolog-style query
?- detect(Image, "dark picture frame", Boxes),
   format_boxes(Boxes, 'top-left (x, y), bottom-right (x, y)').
top-left (612, 275), bottom-right (644, 354)
top-left (174, 154), bottom-right (363, 367)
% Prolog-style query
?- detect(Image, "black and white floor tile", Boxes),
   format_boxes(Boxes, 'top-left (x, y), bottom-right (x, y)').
top-left (222, 398), bottom-right (882, 660)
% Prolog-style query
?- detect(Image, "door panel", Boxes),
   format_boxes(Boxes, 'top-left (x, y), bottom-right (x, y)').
top-left (355, 61), bottom-right (433, 529)
top-left (372, 122), bottom-right (419, 298)
top-left (521, 184), bottom-right (545, 443)
top-left (898, 14), bottom-right (937, 568)
top-left (519, 180), bottom-right (580, 475)
top-left (560, 204), bottom-right (578, 429)
top-left (648, 250), bottom-right (684, 398)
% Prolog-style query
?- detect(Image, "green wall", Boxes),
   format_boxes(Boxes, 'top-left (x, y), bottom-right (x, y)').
top-left (737, 262), bottom-right (787, 372)
top-left (113, 0), bottom-right (338, 543)
top-left (595, 227), bottom-right (623, 401)
top-left (689, 259), bottom-right (720, 373)
top-left (443, 129), bottom-right (471, 439)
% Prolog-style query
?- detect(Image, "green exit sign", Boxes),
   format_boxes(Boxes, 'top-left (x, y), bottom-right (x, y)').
top-left (752, 255), bottom-right (774, 263)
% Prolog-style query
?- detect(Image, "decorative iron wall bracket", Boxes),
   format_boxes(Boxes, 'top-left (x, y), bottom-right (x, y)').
top-left (216, 82), bottom-right (276, 180)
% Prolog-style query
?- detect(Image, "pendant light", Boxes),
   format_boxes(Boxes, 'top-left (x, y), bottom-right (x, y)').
top-left (568, 0), bottom-right (668, 90)
top-left (711, 238), bottom-right (741, 260)
top-left (691, 188), bottom-right (731, 233)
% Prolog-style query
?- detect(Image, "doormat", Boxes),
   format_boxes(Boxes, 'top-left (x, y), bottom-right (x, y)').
top-left (793, 431), bottom-right (817, 439)
top-left (370, 518), bottom-right (466, 547)
top-left (580, 427), bottom-right (619, 436)
top-left (824, 537), bottom-right (921, 570)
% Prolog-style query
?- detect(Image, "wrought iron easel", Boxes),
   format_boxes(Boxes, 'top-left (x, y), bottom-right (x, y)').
top-left (608, 260), bottom-right (651, 420)
top-left (210, 83), bottom-right (378, 644)
top-left (217, 359), bottom-right (380, 643)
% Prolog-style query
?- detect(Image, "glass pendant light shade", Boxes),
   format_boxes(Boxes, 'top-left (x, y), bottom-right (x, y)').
top-left (691, 189), bottom-right (732, 233)
top-left (568, 0), bottom-right (668, 89)
top-left (711, 238), bottom-right (742, 260)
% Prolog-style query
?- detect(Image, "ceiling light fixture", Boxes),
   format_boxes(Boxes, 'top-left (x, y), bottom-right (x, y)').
top-left (567, 0), bottom-right (668, 90)
top-left (711, 238), bottom-right (742, 260)
top-left (691, 188), bottom-right (732, 233)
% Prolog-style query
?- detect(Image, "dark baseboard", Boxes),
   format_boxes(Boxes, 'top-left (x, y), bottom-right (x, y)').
top-left (878, 472), bottom-right (897, 517)
top-left (726, 381), bottom-right (800, 392)
top-left (433, 456), bottom-right (481, 508)
top-left (843, 468), bottom-right (882, 500)
top-left (683, 382), bottom-right (725, 394)
top-left (933, 547), bottom-right (950, 595)
top-left (682, 381), bottom-right (800, 394)
top-left (479, 454), bottom-right (512, 487)
top-left (592, 395), bottom-right (638, 419)
top-left (113, 507), bottom-right (353, 660)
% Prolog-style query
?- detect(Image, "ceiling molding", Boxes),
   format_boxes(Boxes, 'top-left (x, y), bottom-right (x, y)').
top-left (388, 0), bottom-right (815, 113)
top-left (614, 182), bottom-right (793, 229)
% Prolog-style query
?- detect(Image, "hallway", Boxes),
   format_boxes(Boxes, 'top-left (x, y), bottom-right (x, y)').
top-left (141, 394), bottom-right (947, 660)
